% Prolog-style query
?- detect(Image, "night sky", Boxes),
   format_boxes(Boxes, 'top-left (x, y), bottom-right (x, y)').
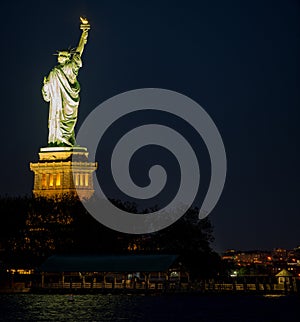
top-left (0, 1), bottom-right (299, 252)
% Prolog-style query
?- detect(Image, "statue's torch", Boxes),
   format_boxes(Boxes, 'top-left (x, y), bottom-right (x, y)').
top-left (80, 17), bottom-right (90, 31)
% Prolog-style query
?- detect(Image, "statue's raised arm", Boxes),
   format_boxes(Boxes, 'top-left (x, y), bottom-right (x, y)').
top-left (42, 17), bottom-right (90, 147)
top-left (77, 17), bottom-right (90, 57)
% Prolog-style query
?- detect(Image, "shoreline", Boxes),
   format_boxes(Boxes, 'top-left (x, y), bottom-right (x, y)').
top-left (1, 288), bottom-right (297, 296)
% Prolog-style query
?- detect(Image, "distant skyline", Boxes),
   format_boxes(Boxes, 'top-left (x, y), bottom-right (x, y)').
top-left (0, 1), bottom-right (299, 252)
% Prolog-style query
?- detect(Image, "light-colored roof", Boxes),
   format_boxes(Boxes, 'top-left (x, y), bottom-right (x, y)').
top-left (275, 269), bottom-right (292, 277)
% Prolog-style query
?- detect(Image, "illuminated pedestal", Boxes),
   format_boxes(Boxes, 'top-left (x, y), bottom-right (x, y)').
top-left (30, 147), bottom-right (97, 199)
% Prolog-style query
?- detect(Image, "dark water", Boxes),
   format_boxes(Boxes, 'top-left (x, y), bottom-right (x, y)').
top-left (0, 293), bottom-right (298, 322)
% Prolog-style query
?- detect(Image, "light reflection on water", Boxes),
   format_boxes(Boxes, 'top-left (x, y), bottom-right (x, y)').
top-left (0, 293), bottom-right (298, 322)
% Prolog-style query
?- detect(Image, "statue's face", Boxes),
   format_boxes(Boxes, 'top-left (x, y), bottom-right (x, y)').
top-left (58, 52), bottom-right (70, 64)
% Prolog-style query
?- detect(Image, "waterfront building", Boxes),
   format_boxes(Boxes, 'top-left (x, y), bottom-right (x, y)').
top-left (36, 254), bottom-right (189, 291)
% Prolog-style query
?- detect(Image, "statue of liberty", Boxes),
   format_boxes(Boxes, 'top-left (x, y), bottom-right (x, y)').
top-left (42, 18), bottom-right (90, 147)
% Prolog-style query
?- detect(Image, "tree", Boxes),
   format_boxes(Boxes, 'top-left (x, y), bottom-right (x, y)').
top-left (0, 195), bottom-right (221, 279)
top-left (153, 207), bottom-right (221, 279)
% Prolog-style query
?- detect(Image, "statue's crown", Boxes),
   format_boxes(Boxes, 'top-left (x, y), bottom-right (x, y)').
top-left (53, 48), bottom-right (77, 57)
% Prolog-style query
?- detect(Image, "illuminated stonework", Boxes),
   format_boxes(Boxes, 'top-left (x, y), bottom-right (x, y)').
top-left (30, 147), bottom-right (97, 199)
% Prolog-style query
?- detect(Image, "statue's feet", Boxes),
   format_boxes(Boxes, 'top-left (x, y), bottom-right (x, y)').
top-left (48, 141), bottom-right (73, 148)
top-left (60, 138), bottom-right (73, 147)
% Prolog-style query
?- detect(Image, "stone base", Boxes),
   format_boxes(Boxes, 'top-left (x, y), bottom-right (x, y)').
top-left (30, 147), bottom-right (97, 200)
top-left (39, 146), bottom-right (88, 162)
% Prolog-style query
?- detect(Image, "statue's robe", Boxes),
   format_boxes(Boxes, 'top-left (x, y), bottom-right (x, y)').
top-left (42, 53), bottom-right (82, 146)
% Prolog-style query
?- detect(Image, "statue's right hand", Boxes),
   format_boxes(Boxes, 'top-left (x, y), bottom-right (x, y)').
top-left (82, 30), bottom-right (88, 43)
top-left (43, 77), bottom-right (48, 84)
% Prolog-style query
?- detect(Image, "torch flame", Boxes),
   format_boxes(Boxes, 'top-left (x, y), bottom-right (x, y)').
top-left (80, 17), bottom-right (89, 24)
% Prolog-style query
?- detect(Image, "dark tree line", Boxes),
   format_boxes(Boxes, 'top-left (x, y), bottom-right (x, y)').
top-left (0, 195), bottom-right (222, 279)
